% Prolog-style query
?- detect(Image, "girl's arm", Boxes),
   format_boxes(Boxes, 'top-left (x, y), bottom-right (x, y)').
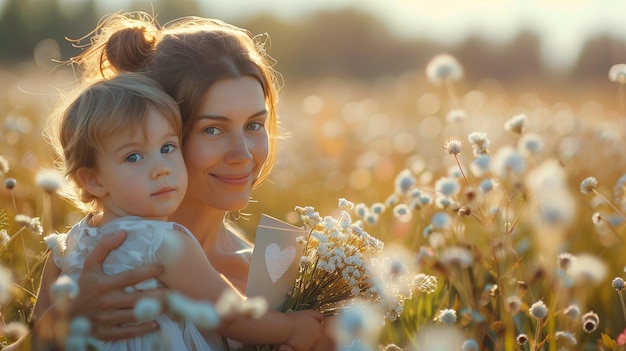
top-left (157, 229), bottom-right (324, 349)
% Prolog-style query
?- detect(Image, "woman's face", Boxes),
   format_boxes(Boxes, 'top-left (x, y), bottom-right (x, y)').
top-left (181, 76), bottom-right (269, 211)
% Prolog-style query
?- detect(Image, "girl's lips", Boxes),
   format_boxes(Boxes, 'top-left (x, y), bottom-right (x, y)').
top-left (152, 187), bottom-right (176, 196)
top-left (212, 173), bottom-right (252, 186)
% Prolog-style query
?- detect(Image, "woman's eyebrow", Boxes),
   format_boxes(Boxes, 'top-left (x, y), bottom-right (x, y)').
top-left (197, 109), bottom-right (268, 120)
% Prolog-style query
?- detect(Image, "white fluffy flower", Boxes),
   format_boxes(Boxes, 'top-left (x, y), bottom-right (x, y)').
top-left (50, 275), bottom-right (79, 310)
top-left (133, 297), bottom-right (162, 322)
top-left (425, 54), bottom-right (464, 85)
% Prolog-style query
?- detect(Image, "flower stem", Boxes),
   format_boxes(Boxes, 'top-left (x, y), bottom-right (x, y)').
top-left (593, 188), bottom-right (626, 220)
top-left (618, 291), bottom-right (626, 325)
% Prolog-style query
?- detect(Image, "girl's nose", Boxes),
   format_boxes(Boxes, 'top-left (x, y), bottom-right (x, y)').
top-left (152, 163), bottom-right (170, 178)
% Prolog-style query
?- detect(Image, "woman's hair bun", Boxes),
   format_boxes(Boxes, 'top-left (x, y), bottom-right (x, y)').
top-left (105, 26), bottom-right (155, 73)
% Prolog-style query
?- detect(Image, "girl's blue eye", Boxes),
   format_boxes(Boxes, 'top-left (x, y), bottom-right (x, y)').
top-left (126, 153), bottom-right (143, 163)
top-left (161, 144), bottom-right (175, 154)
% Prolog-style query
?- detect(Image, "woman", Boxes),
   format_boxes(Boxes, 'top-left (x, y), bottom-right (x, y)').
top-left (29, 11), bottom-right (334, 351)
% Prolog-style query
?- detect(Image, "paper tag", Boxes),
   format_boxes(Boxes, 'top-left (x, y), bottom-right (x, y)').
top-left (245, 214), bottom-right (304, 310)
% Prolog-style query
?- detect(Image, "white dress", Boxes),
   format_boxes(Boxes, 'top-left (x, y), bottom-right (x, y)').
top-left (53, 215), bottom-right (222, 351)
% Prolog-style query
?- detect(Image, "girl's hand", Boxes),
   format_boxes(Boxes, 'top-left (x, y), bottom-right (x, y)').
top-left (284, 310), bottom-right (324, 351)
top-left (68, 230), bottom-right (166, 340)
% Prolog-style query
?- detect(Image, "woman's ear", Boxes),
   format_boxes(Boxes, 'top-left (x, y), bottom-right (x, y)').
top-left (76, 167), bottom-right (107, 198)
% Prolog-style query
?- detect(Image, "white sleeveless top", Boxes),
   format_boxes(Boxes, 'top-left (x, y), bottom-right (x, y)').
top-left (53, 215), bottom-right (223, 351)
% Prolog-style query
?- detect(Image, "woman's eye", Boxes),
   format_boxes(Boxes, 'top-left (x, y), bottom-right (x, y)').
top-left (161, 144), bottom-right (175, 154)
top-left (203, 126), bottom-right (221, 135)
top-left (247, 121), bottom-right (264, 131)
top-left (126, 153), bottom-right (143, 163)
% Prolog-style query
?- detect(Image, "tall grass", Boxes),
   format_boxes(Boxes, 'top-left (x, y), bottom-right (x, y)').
top-left (1, 54), bottom-right (626, 350)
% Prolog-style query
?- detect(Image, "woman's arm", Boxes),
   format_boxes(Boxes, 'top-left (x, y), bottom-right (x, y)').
top-left (68, 231), bottom-right (165, 340)
top-left (157, 229), bottom-right (323, 349)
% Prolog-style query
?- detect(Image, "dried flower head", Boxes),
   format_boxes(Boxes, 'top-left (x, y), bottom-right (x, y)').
top-left (462, 339), bottom-right (479, 351)
top-left (338, 198), bottom-right (355, 211)
top-left (529, 300), bottom-right (548, 319)
top-left (35, 169), bottom-right (65, 194)
top-left (382, 344), bottom-right (403, 351)
top-left (582, 311), bottom-right (599, 333)
top-left (612, 277), bottom-right (625, 291)
top-left (167, 291), bottom-right (220, 329)
top-left (609, 63), bottom-right (626, 84)
top-left (446, 109), bottom-right (467, 123)
top-left (435, 176), bottom-right (461, 197)
top-left (239, 296), bottom-right (268, 319)
top-left (425, 54), bottom-right (464, 85)
top-left (69, 317), bottom-right (91, 336)
top-left (43, 233), bottom-right (67, 257)
top-left (0, 229), bottom-right (9, 247)
top-left (0, 155), bottom-right (8, 175)
top-left (516, 334), bottom-right (528, 345)
top-left (563, 304), bottom-right (581, 320)
top-left (133, 297), bottom-right (162, 322)
top-left (436, 308), bottom-right (457, 324)
top-left (13, 214), bottom-right (32, 227)
top-left (557, 252), bottom-right (576, 271)
top-left (0, 266), bottom-right (12, 305)
top-left (479, 178), bottom-right (495, 194)
top-left (567, 254), bottom-right (607, 285)
top-left (492, 146), bottom-right (526, 178)
top-left (370, 202), bottom-right (385, 214)
top-left (504, 113), bottom-right (526, 134)
top-left (505, 296), bottom-right (522, 314)
top-left (3, 322), bottom-right (28, 341)
top-left (444, 137), bottom-right (463, 157)
top-left (518, 132), bottom-right (544, 155)
top-left (592, 212), bottom-right (603, 225)
top-left (439, 246), bottom-right (473, 267)
top-left (392, 204), bottom-right (412, 223)
top-left (50, 275), bottom-right (79, 310)
top-left (394, 169), bottom-right (416, 195)
top-left (4, 178), bottom-right (16, 190)
top-left (468, 132), bottom-right (490, 156)
top-left (555, 331), bottom-right (577, 346)
top-left (580, 176), bottom-right (598, 194)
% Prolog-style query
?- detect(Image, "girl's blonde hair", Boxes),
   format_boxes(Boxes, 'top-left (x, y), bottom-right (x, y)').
top-left (70, 11), bottom-right (282, 187)
top-left (48, 72), bottom-right (181, 212)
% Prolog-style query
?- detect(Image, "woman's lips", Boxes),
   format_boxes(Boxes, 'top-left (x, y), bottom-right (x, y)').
top-left (212, 173), bottom-right (252, 186)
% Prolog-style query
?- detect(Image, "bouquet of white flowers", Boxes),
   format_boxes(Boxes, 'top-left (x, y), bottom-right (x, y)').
top-left (239, 199), bottom-right (436, 351)
top-left (279, 199), bottom-right (386, 317)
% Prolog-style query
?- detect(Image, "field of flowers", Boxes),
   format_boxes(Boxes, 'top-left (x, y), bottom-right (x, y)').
top-left (1, 50), bottom-right (626, 350)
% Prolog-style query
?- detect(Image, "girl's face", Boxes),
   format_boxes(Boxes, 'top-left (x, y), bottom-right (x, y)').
top-left (89, 108), bottom-right (187, 221)
top-left (182, 76), bottom-right (269, 211)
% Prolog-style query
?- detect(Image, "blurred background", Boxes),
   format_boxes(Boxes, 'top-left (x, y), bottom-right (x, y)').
top-left (3, 0), bottom-right (626, 346)
top-left (1, 0), bottom-right (625, 233)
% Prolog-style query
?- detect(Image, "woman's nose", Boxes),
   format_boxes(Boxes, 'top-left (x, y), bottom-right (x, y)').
top-left (226, 133), bottom-right (253, 164)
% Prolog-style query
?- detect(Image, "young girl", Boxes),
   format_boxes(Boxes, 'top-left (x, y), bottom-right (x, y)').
top-left (34, 73), bottom-right (323, 350)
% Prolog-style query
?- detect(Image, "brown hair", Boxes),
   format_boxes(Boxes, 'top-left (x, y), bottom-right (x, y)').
top-left (71, 12), bottom-right (281, 186)
top-left (50, 72), bottom-right (181, 211)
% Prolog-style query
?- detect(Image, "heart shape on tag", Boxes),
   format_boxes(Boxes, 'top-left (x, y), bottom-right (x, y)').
top-left (265, 243), bottom-right (296, 284)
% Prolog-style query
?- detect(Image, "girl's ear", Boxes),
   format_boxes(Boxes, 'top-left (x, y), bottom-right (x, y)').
top-left (76, 167), bottom-right (107, 198)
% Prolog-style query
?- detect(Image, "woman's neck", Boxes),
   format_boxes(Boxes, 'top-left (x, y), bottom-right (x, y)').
top-left (169, 200), bottom-right (226, 250)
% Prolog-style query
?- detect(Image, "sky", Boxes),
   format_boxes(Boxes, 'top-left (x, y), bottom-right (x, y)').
top-left (205, 0), bottom-right (626, 71)
top-left (72, 0), bottom-right (626, 71)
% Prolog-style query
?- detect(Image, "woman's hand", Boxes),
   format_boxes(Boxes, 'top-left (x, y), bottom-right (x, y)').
top-left (69, 231), bottom-right (166, 340)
